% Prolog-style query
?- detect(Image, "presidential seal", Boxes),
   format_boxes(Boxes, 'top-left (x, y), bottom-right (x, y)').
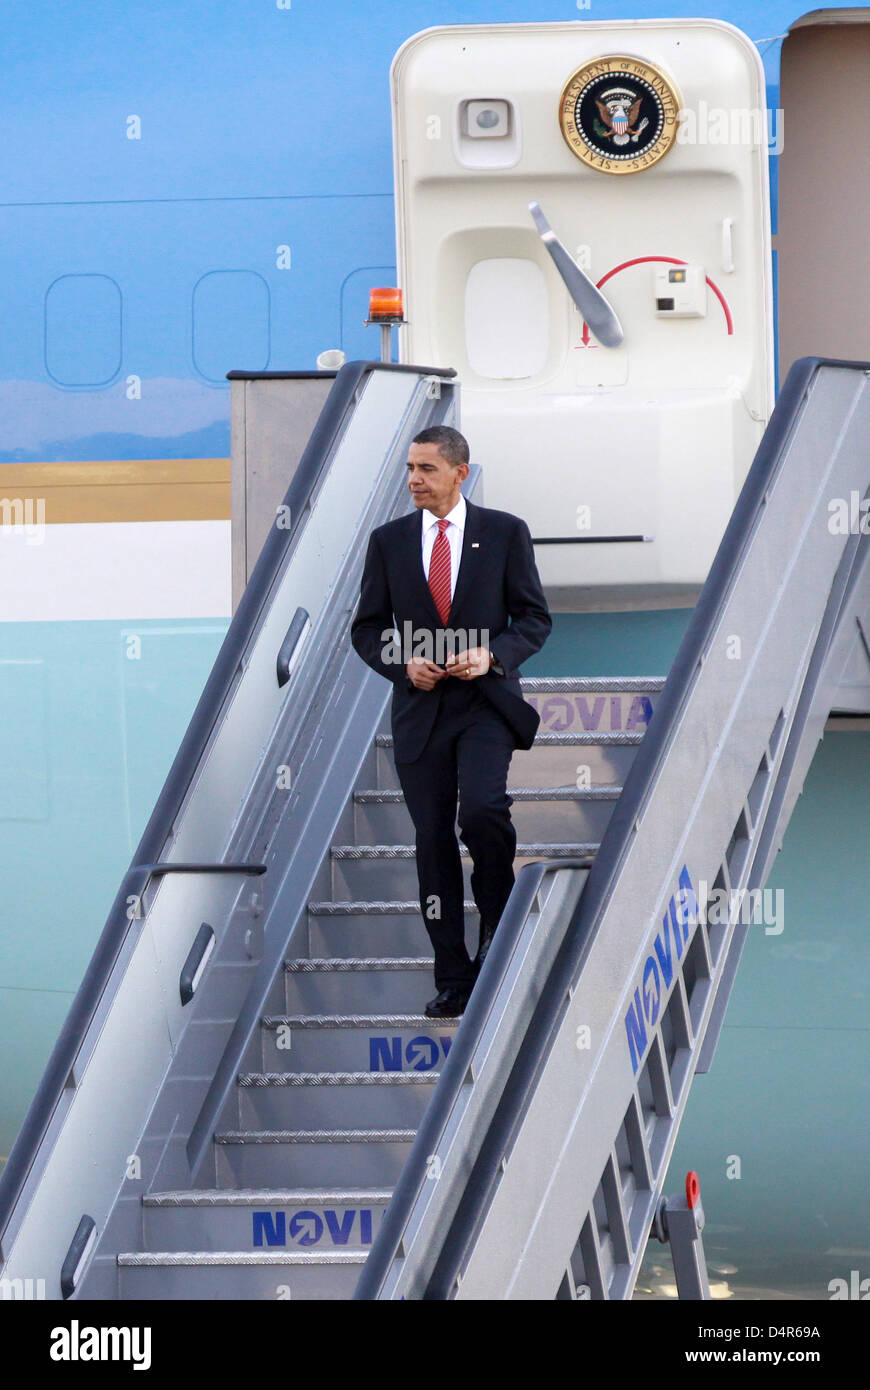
top-left (559, 55), bottom-right (680, 174)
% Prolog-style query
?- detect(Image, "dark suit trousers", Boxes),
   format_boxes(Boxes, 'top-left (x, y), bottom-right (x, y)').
top-left (394, 677), bottom-right (517, 992)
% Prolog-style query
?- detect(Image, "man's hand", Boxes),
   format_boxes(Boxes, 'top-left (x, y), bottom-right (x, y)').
top-left (406, 658), bottom-right (449, 690)
top-left (445, 647), bottom-right (491, 680)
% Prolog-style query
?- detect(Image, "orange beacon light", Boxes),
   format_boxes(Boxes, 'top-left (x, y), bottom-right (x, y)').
top-left (366, 287), bottom-right (405, 361)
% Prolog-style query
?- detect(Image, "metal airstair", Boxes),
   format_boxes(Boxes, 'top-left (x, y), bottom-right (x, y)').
top-left (114, 676), bottom-right (656, 1298)
top-left (1, 357), bottom-right (869, 1301)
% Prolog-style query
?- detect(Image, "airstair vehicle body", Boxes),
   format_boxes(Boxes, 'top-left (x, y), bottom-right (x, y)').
top-left (1, 357), bottom-right (869, 1300)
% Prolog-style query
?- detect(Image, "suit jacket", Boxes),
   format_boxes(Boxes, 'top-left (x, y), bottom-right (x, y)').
top-left (351, 497), bottom-right (552, 762)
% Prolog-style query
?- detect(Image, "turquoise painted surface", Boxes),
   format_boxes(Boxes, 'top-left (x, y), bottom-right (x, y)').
top-left (523, 608), bottom-right (692, 678)
top-left (0, 617), bottom-right (229, 1163)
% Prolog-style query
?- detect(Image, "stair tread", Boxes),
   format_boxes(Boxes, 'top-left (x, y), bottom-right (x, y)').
top-left (355, 786), bottom-right (622, 801)
top-left (118, 1250), bottom-right (369, 1265)
top-left (518, 676), bottom-right (665, 690)
top-left (284, 957), bottom-right (434, 971)
top-left (377, 732), bottom-right (643, 746)
top-left (238, 1070), bottom-right (441, 1085)
top-left (216, 1128), bottom-right (417, 1143)
top-left (263, 1013), bottom-right (461, 1027)
top-left (331, 842), bottom-right (598, 856)
top-left (144, 1188), bottom-right (393, 1206)
top-left (308, 900), bottom-right (478, 914)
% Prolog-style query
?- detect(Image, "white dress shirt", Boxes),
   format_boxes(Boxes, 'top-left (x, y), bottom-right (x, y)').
top-left (421, 493), bottom-right (465, 598)
top-left (419, 494), bottom-right (503, 674)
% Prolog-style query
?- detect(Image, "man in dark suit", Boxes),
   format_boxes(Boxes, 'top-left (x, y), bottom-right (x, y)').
top-left (351, 425), bottom-right (551, 1017)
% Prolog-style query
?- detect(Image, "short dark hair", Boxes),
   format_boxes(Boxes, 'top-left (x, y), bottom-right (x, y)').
top-left (412, 425), bottom-right (469, 467)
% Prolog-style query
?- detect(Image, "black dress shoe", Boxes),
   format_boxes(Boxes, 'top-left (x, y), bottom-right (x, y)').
top-left (425, 988), bottom-right (470, 1018)
top-left (474, 925), bottom-right (497, 973)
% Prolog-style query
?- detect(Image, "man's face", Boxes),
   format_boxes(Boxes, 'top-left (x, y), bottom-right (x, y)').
top-left (407, 442), bottom-right (469, 517)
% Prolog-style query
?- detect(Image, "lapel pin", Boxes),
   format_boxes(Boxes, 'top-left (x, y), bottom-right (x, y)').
top-left (471, 542), bottom-right (480, 548)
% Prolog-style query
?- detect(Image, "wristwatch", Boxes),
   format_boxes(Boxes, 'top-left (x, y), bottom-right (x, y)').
top-left (490, 654), bottom-right (505, 676)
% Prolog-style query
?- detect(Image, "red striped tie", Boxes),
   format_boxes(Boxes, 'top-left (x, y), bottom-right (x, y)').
top-left (427, 517), bottom-right (451, 625)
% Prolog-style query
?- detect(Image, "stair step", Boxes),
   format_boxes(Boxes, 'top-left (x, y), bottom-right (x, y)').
top-left (239, 1070), bottom-right (440, 1083)
top-left (238, 1066), bottom-right (441, 1126)
top-left (216, 1127), bottom-right (417, 1141)
top-left (264, 1013), bottom-right (461, 1027)
top-left (282, 957), bottom-right (436, 1012)
top-left (307, 900), bottom-right (477, 913)
top-left (522, 690), bottom-right (657, 739)
top-left (284, 957), bottom-right (435, 969)
top-left (376, 733), bottom-right (643, 747)
top-left (354, 787), bottom-right (622, 801)
top-left (377, 739), bottom-right (641, 789)
top-left (213, 1128), bottom-right (416, 1187)
top-left (331, 843), bottom-right (598, 856)
top-left (120, 1249), bottom-right (370, 1261)
top-left (260, 1013), bottom-right (459, 1073)
top-left (144, 1186), bottom-right (393, 1204)
top-left (305, 900), bottom-right (478, 956)
top-left (519, 679), bottom-right (661, 744)
top-left (117, 1249), bottom-right (367, 1300)
top-left (353, 786), bottom-right (622, 842)
top-left (518, 677), bottom-right (665, 690)
top-left (238, 1068), bottom-right (440, 1127)
top-left (141, 1186), bottom-right (391, 1254)
top-left (329, 843), bottom-right (596, 898)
